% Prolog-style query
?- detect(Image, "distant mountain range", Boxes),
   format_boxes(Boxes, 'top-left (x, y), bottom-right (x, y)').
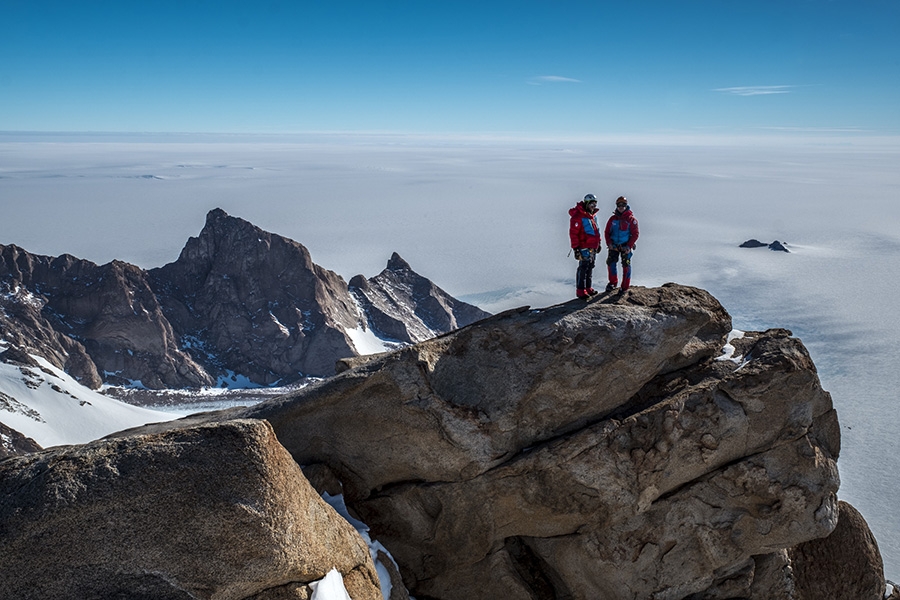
top-left (0, 208), bottom-right (490, 392)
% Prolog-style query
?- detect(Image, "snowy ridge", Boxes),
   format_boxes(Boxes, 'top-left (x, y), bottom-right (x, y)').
top-left (342, 293), bottom-right (407, 356)
top-left (0, 340), bottom-right (181, 448)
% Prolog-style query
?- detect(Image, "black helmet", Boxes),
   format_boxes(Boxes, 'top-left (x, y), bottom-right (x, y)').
top-left (583, 193), bottom-right (597, 204)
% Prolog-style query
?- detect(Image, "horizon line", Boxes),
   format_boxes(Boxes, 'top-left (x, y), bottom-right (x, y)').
top-left (2, 129), bottom-right (899, 147)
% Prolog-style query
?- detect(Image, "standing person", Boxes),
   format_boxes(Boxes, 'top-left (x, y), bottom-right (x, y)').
top-left (569, 193), bottom-right (602, 298)
top-left (604, 195), bottom-right (639, 292)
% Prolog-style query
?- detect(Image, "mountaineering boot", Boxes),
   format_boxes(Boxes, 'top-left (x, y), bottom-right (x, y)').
top-left (605, 282), bottom-right (617, 292)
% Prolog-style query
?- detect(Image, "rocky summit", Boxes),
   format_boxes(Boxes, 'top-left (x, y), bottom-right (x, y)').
top-left (84, 283), bottom-right (877, 600)
top-left (230, 283), bottom-right (843, 599)
top-left (0, 208), bottom-right (487, 389)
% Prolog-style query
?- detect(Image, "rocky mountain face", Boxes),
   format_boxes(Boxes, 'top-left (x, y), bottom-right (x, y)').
top-left (148, 208), bottom-right (367, 384)
top-left (1, 284), bottom-right (887, 599)
top-left (0, 244), bottom-right (209, 389)
top-left (0, 421), bottom-right (41, 459)
top-left (350, 252), bottom-right (490, 344)
top-left (0, 208), bottom-right (488, 389)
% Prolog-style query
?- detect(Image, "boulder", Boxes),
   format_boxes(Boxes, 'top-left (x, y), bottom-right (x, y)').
top-left (347, 330), bottom-right (839, 599)
top-left (203, 283), bottom-right (840, 599)
top-left (0, 419), bottom-right (382, 600)
top-left (240, 284), bottom-right (734, 498)
top-left (790, 500), bottom-right (886, 600)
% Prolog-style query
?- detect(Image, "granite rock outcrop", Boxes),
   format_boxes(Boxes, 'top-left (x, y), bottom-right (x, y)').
top-left (160, 283), bottom-right (841, 600)
top-left (790, 500), bottom-right (886, 600)
top-left (0, 419), bottom-right (382, 600)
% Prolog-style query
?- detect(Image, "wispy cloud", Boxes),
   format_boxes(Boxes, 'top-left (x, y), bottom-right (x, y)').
top-left (760, 126), bottom-right (869, 133)
top-left (714, 85), bottom-right (793, 96)
top-left (528, 75), bottom-right (582, 86)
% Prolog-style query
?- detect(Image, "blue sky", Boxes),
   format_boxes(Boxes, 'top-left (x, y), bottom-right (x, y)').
top-left (2, 0), bottom-right (899, 136)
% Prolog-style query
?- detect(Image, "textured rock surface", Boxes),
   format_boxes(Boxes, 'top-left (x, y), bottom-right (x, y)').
top-left (790, 500), bottom-right (885, 600)
top-left (68, 283), bottom-right (854, 599)
top-left (149, 208), bottom-right (364, 382)
top-left (239, 285), bottom-right (734, 498)
top-left (350, 252), bottom-right (490, 344)
top-left (0, 420), bottom-right (42, 458)
top-left (0, 286), bottom-right (102, 388)
top-left (0, 419), bottom-right (382, 600)
top-left (196, 283), bottom-right (841, 600)
top-left (0, 243), bottom-right (212, 388)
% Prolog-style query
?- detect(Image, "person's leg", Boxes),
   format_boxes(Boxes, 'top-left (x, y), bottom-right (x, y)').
top-left (584, 253), bottom-right (596, 293)
top-left (576, 259), bottom-right (589, 296)
top-left (621, 250), bottom-right (633, 290)
top-left (605, 249), bottom-right (619, 290)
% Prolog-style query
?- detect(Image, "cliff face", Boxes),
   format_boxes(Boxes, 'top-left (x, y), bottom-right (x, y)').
top-left (148, 208), bottom-right (365, 383)
top-left (0, 244), bottom-right (210, 389)
top-left (0, 208), bottom-right (488, 389)
top-left (234, 284), bottom-right (842, 600)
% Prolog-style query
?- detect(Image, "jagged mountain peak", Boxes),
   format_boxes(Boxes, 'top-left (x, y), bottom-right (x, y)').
top-left (1, 243), bottom-right (207, 390)
top-left (386, 252), bottom-right (412, 272)
top-left (350, 253), bottom-right (490, 344)
top-left (2, 209), bottom-right (491, 389)
top-left (167, 208), bottom-right (315, 280)
top-left (205, 206), bottom-right (230, 224)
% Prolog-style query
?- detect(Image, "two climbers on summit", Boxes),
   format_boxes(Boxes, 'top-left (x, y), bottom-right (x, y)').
top-left (568, 193), bottom-right (639, 298)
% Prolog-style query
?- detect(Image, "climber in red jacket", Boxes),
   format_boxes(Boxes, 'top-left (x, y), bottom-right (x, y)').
top-left (604, 196), bottom-right (639, 292)
top-left (569, 194), bottom-right (602, 298)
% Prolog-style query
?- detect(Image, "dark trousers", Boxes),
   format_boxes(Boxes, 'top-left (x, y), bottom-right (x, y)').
top-left (576, 253), bottom-right (596, 291)
top-left (606, 248), bottom-right (633, 290)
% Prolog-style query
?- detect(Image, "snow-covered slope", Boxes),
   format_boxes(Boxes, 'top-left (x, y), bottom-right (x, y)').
top-left (0, 341), bottom-right (180, 448)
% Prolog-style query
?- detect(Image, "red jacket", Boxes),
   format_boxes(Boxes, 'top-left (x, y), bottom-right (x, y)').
top-left (569, 203), bottom-right (602, 250)
top-left (604, 207), bottom-right (639, 250)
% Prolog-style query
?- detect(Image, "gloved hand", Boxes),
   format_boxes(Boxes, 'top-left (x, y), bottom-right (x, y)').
top-left (574, 248), bottom-right (583, 260)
